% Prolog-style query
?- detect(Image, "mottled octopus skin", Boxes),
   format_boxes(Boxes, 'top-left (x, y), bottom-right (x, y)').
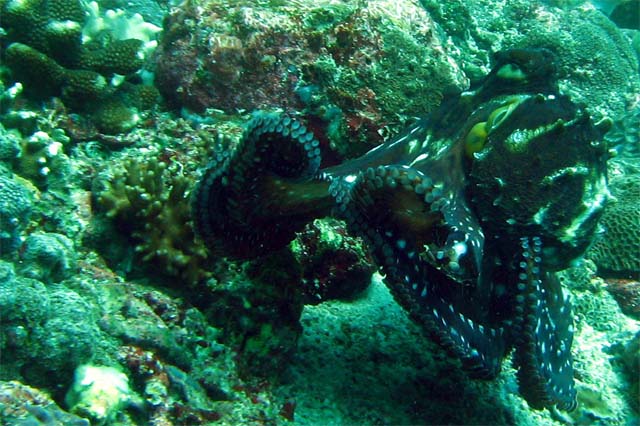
top-left (192, 48), bottom-right (612, 411)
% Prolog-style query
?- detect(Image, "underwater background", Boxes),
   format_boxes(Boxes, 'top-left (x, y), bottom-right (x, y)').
top-left (0, 0), bottom-right (639, 425)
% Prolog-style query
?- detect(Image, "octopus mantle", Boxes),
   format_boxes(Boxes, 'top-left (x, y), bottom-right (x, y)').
top-left (192, 49), bottom-right (612, 411)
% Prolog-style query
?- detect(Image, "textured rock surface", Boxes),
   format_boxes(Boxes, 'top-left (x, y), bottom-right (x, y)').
top-left (420, 0), bottom-right (639, 119)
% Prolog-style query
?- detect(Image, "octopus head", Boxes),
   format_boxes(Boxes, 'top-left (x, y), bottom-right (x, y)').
top-left (467, 94), bottom-right (612, 269)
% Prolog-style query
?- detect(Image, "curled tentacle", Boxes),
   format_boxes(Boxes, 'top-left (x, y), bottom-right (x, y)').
top-left (513, 236), bottom-right (577, 411)
top-left (335, 164), bottom-right (505, 378)
top-left (192, 112), bottom-right (332, 259)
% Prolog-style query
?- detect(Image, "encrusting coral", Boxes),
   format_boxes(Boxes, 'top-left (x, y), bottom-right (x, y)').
top-left (17, 232), bottom-right (77, 284)
top-left (0, 173), bottom-right (34, 256)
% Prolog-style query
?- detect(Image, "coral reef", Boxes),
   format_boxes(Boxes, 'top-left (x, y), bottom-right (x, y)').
top-left (0, 173), bottom-right (34, 256)
top-left (155, 0), bottom-right (466, 157)
top-left (420, 0), bottom-right (639, 119)
top-left (291, 218), bottom-right (375, 305)
top-left (0, 1), bottom-right (638, 425)
top-left (586, 165), bottom-right (640, 279)
top-left (0, 0), bottom-right (161, 134)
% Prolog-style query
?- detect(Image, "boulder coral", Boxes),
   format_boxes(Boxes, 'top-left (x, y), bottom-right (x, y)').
top-left (155, 0), bottom-right (467, 157)
top-left (587, 169), bottom-right (640, 279)
top-left (0, 261), bottom-right (101, 388)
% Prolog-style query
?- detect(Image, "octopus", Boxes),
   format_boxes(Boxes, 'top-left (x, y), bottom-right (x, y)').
top-left (192, 48), bottom-right (612, 411)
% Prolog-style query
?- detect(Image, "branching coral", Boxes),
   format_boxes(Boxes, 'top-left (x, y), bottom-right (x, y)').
top-left (94, 152), bottom-right (211, 285)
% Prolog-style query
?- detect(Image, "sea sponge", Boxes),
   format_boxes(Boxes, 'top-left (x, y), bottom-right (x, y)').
top-left (65, 364), bottom-right (132, 425)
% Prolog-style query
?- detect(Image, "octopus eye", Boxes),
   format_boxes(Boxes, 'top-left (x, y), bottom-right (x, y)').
top-left (464, 97), bottom-right (524, 159)
top-left (464, 121), bottom-right (488, 157)
top-left (486, 98), bottom-right (520, 131)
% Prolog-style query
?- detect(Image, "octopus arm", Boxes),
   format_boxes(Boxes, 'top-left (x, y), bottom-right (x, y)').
top-left (191, 112), bottom-right (333, 259)
top-left (512, 237), bottom-right (577, 411)
top-left (334, 164), bottom-right (506, 378)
